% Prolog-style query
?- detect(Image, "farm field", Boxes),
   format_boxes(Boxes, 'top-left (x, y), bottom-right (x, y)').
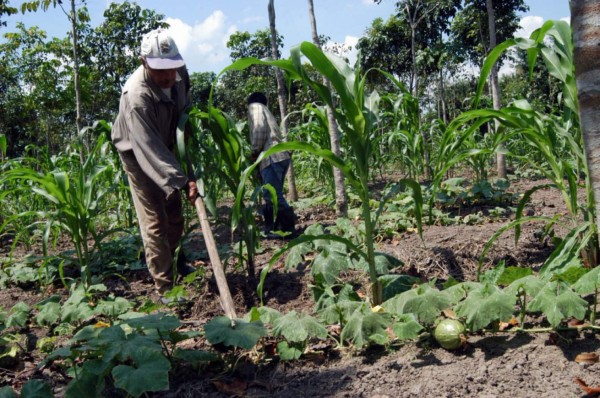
top-left (2, 2), bottom-right (600, 397)
top-left (1, 177), bottom-right (598, 397)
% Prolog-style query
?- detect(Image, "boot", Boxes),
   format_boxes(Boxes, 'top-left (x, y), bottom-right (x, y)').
top-left (275, 206), bottom-right (296, 236)
top-left (262, 204), bottom-right (274, 232)
top-left (176, 251), bottom-right (196, 277)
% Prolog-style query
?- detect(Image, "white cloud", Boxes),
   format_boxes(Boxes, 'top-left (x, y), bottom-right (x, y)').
top-left (165, 18), bottom-right (193, 52)
top-left (514, 15), bottom-right (544, 38)
top-left (164, 11), bottom-right (238, 73)
top-left (499, 16), bottom-right (548, 77)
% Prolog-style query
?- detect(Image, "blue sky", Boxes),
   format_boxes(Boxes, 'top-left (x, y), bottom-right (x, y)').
top-left (2, 0), bottom-right (571, 74)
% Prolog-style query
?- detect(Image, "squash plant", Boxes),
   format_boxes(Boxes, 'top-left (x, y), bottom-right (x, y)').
top-left (41, 312), bottom-right (213, 398)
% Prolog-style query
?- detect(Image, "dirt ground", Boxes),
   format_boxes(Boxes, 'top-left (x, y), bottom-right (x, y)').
top-left (1, 178), bottom-right (600, 397)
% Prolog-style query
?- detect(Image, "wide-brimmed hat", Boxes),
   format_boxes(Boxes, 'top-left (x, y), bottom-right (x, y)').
top-left (140, 29), bottom-right (185, 70)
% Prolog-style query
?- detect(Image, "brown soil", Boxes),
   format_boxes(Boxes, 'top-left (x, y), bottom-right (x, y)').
top-left (1, 178), bottom-right (599, 397)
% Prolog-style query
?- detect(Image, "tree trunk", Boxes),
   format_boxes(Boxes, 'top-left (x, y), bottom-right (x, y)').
top-left (307, 0), bottom-right (348, 217)
top-left (439, 67), bottom-right (447, 124)
top-left (70, 0), bottom-right (84, 162)
top-left (405, 2), bottom-right (420, 97)
top-left (572, 0), bottom-right (600, 229)
top-left (268, 0), bottom-right (298, 201)
top-left (486, 0), bottom-right (506, 179)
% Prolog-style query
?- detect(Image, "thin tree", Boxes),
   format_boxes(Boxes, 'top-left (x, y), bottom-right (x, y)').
top-left (268, 0), bottom-right (298, 201)
top-left (69, 0), bottom-right (82, 138)
top-left (572, 0), bottom-right (600, 229)
top-left (21, 0), bottom-right (86, 160)
top-left (486, 0), bottom-right (506, 178)
top-left (307, 0), bottom-right (348, 217)
top-left (401, 0), bottom-right (437, 97)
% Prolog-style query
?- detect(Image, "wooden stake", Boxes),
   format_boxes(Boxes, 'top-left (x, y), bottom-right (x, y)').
top-left (194, 196), bottom-right (237, 320)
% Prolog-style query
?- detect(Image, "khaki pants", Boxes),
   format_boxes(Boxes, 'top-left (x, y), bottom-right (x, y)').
top-left (119, 151), bottom-right (184, 294)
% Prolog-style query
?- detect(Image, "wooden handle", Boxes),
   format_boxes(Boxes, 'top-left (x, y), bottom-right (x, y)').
top-left (194, 196), bottom-right (237, 320)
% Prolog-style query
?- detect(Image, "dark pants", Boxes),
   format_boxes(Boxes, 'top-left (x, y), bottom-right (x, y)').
top-left (261, 158), bottom-right (291, 210)
top-left (261, 158), bottom-right (295, 232)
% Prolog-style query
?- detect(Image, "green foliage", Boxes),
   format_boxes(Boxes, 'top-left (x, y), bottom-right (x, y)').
top-left (572, 267), bottom-right (600, 295)
top-left (472, 20), bottom-right (598, 281)
top-left (82, 1), bottom-right (167, 119)
top-left (4, 302), bottom-right (29, 329)
top-left (340, 303), bottom-right (391, 348)
top-left (260, 310), bottom-right (329, 360)
top-left (455, 283), bottom-right (516, 331)
top-left (0, 135), bottom-right (6, 158)
top-left (216, 29), bottom-right (283, 120)
top-left (204, 316), bottom-right (267, 350)
top-left (226, 42), bottom-right (423, 305)
top-left (528, 281), bottom-right (587, 328)
top-left (271, 310), bottom-right (328, 342)
top-left (388, 283), bottom-right (452, 325)
top-left (391, 314), bottom-right (423, 340)
top-left (0, 129), bottom-right (117, 286)
top-left (450, 0), bottom-right (528, 66)
top-left (112, 347), bottom-right (171, 397)
top-left (183, 109), bottom-right (260, 278)
top-left (42, 312), bottom-right (202, 398)
top-left (0, 380), bottom-right (53, 398)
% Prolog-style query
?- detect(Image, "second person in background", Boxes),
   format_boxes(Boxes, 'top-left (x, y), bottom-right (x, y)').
top-left (247, 92), bottom-right (296, 238)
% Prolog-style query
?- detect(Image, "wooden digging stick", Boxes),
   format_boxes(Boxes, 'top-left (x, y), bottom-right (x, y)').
top-left (194, 195), bottom-right (237, 320)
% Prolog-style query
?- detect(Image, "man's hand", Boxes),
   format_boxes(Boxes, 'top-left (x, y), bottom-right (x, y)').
top-left (184, 180), bottom-right (199, 204)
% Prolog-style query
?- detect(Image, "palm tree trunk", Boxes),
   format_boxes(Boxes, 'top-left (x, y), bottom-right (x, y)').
top-left (307, 0), bottom-right (348, 217)
top-left (573, 0), bottom-right (600, 229)
top-left (268, 0), bottom-right (298, 201)
top-left (486, 0), bottom-right (506, 179)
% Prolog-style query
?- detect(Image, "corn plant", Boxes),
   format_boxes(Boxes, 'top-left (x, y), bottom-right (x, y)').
top-left (467, 20), bottom-right (598, 275)
top-left (178, 109), bottom-right (261, 280)
top-left (224, 42), bottom-right (423, 305)
top-left (0, 134), bottom-right (6, 160)
top-left (287, 103), bottom-right (342, 198)
top-left (0, 125), bottom-right (116, 287)
top-left (377, 90), bottom-right (424, 179)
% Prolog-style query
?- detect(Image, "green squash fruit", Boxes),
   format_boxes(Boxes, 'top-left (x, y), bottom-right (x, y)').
top-left (434, 319), bottom-right (466, 350)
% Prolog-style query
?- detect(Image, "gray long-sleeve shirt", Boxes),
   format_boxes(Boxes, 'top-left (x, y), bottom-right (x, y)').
top-left (112, 65), bottom-right (191, 198)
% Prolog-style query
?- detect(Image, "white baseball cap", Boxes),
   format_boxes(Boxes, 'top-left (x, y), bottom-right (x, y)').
top-left (140, 29), bottom-right (185, 70)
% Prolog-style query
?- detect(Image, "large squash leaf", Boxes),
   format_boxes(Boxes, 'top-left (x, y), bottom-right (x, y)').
top-left (112, 347), bottom-right (171, 398)
top-left (272, 311), bottom-right (328, 342)
top-left (455, 283), bottom-right (516, 331)
top-left (528, 281), bottom-right (587, 327)
top-left (204, 317), bottom-right (267, 349)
